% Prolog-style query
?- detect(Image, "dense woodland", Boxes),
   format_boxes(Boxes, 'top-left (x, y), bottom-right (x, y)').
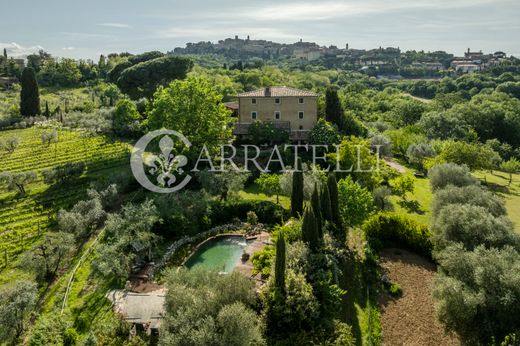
top-left (0, 46), bottom-right (520, 346)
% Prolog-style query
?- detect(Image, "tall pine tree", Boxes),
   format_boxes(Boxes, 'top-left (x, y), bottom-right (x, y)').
top-left (302, 205), bottom-right (320, 251)
top-left (291, 169), bottom-right (304, 218)
top-left (310, 183), bottom-right (322, 239)
top-left (325, 86), bottom-right (343, 126)
top-left (320, 182), bottom-right (333, 223)
top-left (274, 233), bottom-right (286, 292)
top-left (20, 67), bottom-right (40, 117)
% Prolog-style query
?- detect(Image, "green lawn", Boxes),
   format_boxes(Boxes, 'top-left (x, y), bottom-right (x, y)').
top-left (390, 176), bottom-right (432, 227)
top-left (388, 168), bottom-right (520, 233)
top-left (239, 184), bottom-right (291, 210)
top-left (473, 170), bottom-right (520, 233)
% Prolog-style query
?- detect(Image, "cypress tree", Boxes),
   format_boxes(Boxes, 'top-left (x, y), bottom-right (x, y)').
top-left (291, 169), bottom-right (304, 218)
top-left (302, 205), bottom-right (320, 251)
top-left (325, 86), bottom-right (343, 126)
top-left (3, 48), bottom-right (6, 58)
top-left (328, 172), bottom-right (341, 229)
top-left (320, 182), bottom-right (333, 223)
top-left (311, 183), bottom-right (322, 239)
top-left (274, 233), bottom-right (286, 292)
top-left (44, 101), bottom-right (50, 117)
top-left (20, 67), bottom-right (40, 117)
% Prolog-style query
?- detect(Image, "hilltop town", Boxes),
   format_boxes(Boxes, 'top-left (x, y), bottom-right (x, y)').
top-left (172, 36), bottom-right (514, 76)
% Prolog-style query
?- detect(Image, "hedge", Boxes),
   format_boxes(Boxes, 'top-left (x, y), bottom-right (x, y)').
top-left (209, 200), bottom-right (288, 227)
top-left (362, 212), bottom-right (433, 258)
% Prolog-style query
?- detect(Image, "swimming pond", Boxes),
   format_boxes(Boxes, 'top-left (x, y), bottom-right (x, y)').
top-left (184, 236), bottom-right (249, 273)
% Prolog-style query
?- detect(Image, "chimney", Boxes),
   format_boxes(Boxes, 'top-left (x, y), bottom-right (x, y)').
top-left (265, 87), bottom-right (271, 97)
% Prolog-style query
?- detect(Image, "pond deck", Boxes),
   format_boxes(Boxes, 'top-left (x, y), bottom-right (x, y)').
top-left (234, 231), bottom-right (271, 290)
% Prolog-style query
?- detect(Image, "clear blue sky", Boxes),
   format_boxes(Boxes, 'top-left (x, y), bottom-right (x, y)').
top-left (1, 0), bottom-right (519, 60)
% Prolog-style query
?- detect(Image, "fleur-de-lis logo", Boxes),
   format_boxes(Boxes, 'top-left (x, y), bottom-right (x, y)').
top-left (146, 135), bottom-right (188, 187)
top-left (131, 130), bottom-right (192, 193)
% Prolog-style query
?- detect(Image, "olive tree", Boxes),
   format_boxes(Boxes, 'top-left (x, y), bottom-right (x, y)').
top-left (432, 204), bottom-right (518, 251)
top-left (92, 200), bottom-right (160, 279)
top-left (0, 171), bottom-right (37, 195)
top-left (431, 185), bottom-right (506, 217)
top-left (406, 143), bottom-right (436, 173)
top-left (434, 244), bottom-right (520, 344)
top-left (57, 197), bottom-right (106, 239)
top-left (500, 158), bottom-right (520, 185)
top-left (41, 129), bottom-right (58, 147)
top-left (22, 232), bottom-right (75, 282)
top-left (0, 136), bottom-right (21, 153)
top-left (0, 280), bottom-right (38, 341)
top-left (428, 163), bottom-right (478, 191)
top-left (160, 268), bottom-right (264, 346)
top-left (196, 168), bottom-right (250, 201)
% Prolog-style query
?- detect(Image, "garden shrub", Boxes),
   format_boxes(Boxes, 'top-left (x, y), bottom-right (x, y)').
top-left (272, 219), bottom-right (302, 243)
top-left (362, 212), bottom-right (433, 258)
top-left (388, 283), bottom-right (403, 297)
top-left (252, 245), bottom-right (274, 277)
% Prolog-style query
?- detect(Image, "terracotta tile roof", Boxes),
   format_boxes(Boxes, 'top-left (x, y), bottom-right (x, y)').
top-left (224, 101), bottom-right (239, 110)
top-left (238, 86), bottom-right (319, 98)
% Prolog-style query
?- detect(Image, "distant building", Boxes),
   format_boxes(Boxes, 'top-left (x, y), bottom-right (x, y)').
top-left (451, 61), bottom-right (482, 73)
top-left (293, 47), bottom-right (323, 61)
top-left (494, 51), bottom-right (507, 59)
top-left (464, 48), bottom-right (484, 60)
top-left (411, 62), bottom-right (445, 70)
top-left (233, 86), bottom-right (319, 142)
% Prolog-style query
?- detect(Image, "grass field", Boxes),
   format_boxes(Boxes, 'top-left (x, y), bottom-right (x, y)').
top-left (0, 127), bottom-right (130, 275)
top-left (474, 170), bottom-right (520, 233)
top-left (390, 176), bottom-right (432, 227)
top-left (1, 87), bottom-right (94, 120)
top-left (239, 184), bottom-right (291, 210)
top-left (388, 166), bottom-right (520, 233)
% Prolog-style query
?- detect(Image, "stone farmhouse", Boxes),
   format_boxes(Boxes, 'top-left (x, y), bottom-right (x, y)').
top-left (232, 86), bottom-right (319, 142)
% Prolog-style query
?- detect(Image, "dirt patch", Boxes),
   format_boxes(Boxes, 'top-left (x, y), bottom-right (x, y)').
top-left (378, 248), bottom-right (459, 346)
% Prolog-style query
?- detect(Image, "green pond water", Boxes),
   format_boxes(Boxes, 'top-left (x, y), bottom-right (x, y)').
top-left (185, 236), bottom-right (248, 273)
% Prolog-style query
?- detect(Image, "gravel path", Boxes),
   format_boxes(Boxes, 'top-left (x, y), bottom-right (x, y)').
top-left (378, 248), bottom-right (459, 346)
top-left (383, 158), bottom-right (407, 174)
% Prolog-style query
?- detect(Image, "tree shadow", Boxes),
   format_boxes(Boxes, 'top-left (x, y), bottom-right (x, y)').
top-left (73, 276), bottom-right (121, 333)
top-left (341, 250), bottom-right (380, 346)
top-left (397, 199), bottom-right (424, 214)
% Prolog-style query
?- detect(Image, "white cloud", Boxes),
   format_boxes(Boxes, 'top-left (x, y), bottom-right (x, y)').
top-left (0, 42), bottom-right (44, 57)
top-left (62, 46), bottom-right (75, 50)
top-left (231, 0), bottom-right (512, 22)
top-left (97, 22), bottom-right (131, 28)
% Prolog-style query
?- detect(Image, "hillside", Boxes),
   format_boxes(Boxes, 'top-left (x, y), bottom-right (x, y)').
top-left (0, 127), bottom-right (130, 281)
